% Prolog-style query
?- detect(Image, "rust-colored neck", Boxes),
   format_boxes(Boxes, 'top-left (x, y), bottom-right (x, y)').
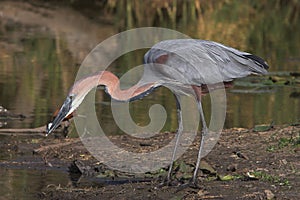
top-left (70, 71), bottom-right (156, 102)
top-left (98, 71), bottom-right (155, 101)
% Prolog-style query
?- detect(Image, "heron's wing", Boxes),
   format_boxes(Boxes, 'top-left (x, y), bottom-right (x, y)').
top-left (200, 40), bottom-right (269, 80)
top-left (144, 39), bottom-right (269, 85)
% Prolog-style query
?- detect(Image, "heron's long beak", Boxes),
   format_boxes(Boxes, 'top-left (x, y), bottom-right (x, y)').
top-left (46, 96), bottom-right (73, 136)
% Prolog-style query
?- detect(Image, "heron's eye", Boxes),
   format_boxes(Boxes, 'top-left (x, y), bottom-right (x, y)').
top-left (69, 94), bottom-right (75, 100)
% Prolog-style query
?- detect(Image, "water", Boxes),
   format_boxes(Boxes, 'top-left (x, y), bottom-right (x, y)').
top-left (0, 1), bottom-right (299, 133)
top-left (0, 1), bottom-right (299, 198)
top-left (0, 168), bottom-right (69, 200)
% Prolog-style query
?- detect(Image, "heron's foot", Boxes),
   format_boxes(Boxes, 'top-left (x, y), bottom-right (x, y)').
top-left (158, 177), bottom-right (176, 187)
top-left (171, 179), bottom-right (202, 193)
top-left (158, 180), bottom-right (169, 188)
top-left (159, 174), bottom-right (189, 187)
top-left (174, 182), bottom-right (191, 192)
top-left (158, 177), bottom-right (201, 189)
top-left (189, 178), bottom-right (202, 189)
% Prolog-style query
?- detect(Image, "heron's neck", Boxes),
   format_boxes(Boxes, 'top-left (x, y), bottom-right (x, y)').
top-left (73, 71), bottom-right (155, 101)
top-left (95, 71), bottom-right (155, 101)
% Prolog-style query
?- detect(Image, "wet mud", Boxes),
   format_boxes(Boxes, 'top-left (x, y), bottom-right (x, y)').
top-left (0, 124), bottom-right (299, 199)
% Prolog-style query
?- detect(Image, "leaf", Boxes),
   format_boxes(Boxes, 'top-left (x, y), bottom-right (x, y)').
top-left (219, 174), bottom-right (235, 181)
top-left (200, 160), bottom-right (216, 174)
top-left (253, 122), bottom-right (274, 132)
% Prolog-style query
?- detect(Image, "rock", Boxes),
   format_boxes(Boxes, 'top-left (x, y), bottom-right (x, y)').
top-left (227, 164), bottom-right (237, 172)
top-left (200, 160), bottom-right (216, 174)
top-left (264, 189), bottom-right (275, 200)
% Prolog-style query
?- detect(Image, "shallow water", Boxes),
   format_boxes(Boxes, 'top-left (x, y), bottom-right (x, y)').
top-left (0, 168), bottom-right (69, 199)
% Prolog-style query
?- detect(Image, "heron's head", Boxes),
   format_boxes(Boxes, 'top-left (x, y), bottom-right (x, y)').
top-left (47, 91), bottom-right (90, 135)
top-left (46, 94), bottom-right (74, 135)
top-left (46, 85), bottom-right (89, 136)
top-left (46, 71), bottom-right (112, 135)
top-left (47, 73), bottom-right (101, 135)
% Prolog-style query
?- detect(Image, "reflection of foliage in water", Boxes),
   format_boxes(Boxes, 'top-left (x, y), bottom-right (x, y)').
top-left (98, 0), bottom-right (299, 71)
top-left (47, 0), bottom-right (300, 71)
top-left (0, 20), bottom-right (77, 128)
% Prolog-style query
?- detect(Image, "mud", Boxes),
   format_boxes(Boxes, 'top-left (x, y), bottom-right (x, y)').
top-left (0, 124), bottom-right (299, 199)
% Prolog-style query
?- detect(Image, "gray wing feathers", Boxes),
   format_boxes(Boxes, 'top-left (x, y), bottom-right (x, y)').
top-left (144, 39), bottom-right (269, 85)
top-left (202, 41), bottom-right (268, 75)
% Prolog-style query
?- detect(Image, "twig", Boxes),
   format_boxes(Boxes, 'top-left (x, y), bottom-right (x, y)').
top-left (33, 138), bottom-right (81, 154)
top-left (0, 126), bottom-right (46, 136)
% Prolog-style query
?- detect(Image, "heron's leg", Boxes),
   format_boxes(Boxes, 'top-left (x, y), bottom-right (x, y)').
top-left (166, 94), bottom-right (183, 183)
top-left (192, 86), bottom-right (208, 184)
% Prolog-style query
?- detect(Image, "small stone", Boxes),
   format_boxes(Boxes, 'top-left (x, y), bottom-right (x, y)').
top-left (197, 189), bottom-right (208, 197)
top-left (264, 189), bottom-right (275, 200)
top-left (235, 151), bottom-right (249, 160)
top-left (227, 164), bottom-right (237, 172)
top-left (200, 160), bottom-right (216, 174)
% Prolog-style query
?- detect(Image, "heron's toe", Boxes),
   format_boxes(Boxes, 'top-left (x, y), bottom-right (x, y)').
top-left (189, 179), bottom-right (202, 189)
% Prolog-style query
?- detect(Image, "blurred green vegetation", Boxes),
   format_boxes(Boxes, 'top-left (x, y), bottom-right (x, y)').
top-left (59, 0), bottom-right (299, 73)
top-left (50, 0), bottom-right (300, 58)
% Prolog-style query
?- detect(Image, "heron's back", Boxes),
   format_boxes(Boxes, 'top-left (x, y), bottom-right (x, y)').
top-left (144, 39), bottom-right (269, 86)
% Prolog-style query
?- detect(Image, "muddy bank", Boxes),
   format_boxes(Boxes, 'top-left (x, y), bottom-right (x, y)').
top-left (0, 124), bottom-right (299, 199)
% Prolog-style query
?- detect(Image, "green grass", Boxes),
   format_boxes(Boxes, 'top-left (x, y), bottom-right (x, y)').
top-left (249, 171), bottom-right (290, 186)
top-left (267, 133), bottom-right (300, 152)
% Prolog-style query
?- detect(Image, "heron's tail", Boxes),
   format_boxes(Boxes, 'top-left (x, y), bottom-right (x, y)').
top-left (243, 54), bottom-right (269, 74)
